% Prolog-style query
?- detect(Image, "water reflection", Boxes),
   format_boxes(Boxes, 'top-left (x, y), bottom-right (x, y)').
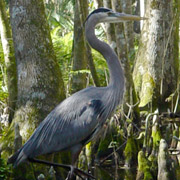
top-left (91, 165), bottom-right (180, 180)
top-left (92, 166), bottom-right (136, 180)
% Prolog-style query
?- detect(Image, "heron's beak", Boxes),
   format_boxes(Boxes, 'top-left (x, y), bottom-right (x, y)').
top-left (114, 12), bottom-right (147, 21)
top-left (103, 12), bottom-right (147, 23)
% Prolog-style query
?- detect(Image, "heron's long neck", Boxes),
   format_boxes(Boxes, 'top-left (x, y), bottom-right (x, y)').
top-left (85, 20), bottom-right (124, 89)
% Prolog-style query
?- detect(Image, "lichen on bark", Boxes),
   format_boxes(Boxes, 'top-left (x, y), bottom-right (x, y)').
top-left (133, 0), bottom-right (178, 109)
top-left (8, 1), bottom-right (66, 178)
top-left (9, 0), bottom-right (65, 140)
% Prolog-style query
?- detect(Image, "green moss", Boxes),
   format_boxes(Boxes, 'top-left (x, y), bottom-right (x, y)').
top-left (137, 151), bottom-right (153, 180)
top-left (124, 137), bottom-right (137, 166)
top-left (124, 124), bottom-right (138, 166)
top-left (86, 142), bottom-right (92, 165)
top-left (151, 126), bottom-right (161, 150)
top-left (133, 72), bottom-right (142, 96)
top-left (139, 73), bottom-right (155, 107)
top-left (148, 153), bottom-right (158, 175)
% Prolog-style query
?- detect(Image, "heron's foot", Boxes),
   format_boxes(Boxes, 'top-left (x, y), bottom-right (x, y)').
top-left (65, 165), bottom-right (95, 180)
top-left (66, 165), bottom-right (75, 180)
top-left (74, 167), bottom-right (95, 180)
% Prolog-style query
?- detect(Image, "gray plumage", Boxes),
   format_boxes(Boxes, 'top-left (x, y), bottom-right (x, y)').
top-left (8, 7), bottom-right (143, 168)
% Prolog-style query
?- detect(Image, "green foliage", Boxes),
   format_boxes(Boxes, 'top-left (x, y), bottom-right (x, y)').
top-left (92, 48), bottom-right (108, 87)
top-left (0, 157), bottom-right (11, 180)
top-left (45, 0), bottom-right (73, 34)
top-left (0, 124), bottom-right (14, 158)
top-left (51, 29), bottom-right (73, 88)
top-left (51, 25), bottom-right (108, 89)
top-left (91, 27), bottom-right (108, 86)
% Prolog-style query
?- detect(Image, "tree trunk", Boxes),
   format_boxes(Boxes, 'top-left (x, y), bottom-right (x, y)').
top-left (133, 0), bottom-right (178, 110)
top-left (112, 0), bottom-right (140, 124)
top-left (70, 0), bottom-right (88, 93)
top-left (9, 0), bottom-right (65, 139)
top-left (133, 0), bottom-right (141, 34)
top-left (158, 139), bottom-right (176, 180)
top-left (94, 0), bottom-right (103, 8)
top-left (103, 0), bottom-right (117, 53)
top-left (0, 0), bottom-right (17, 122)
top-left (122, 0), bottom-right (135, 55)
top-left (80, 0), bottom-right (100, 87)
top-left (136, 151), bottom-right (153, 180)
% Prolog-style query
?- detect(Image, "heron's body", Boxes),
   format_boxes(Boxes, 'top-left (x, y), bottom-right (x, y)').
top-left (12, 80), bottom-right (123, 166)
top-left (9, 7), bottom-right (144, 179)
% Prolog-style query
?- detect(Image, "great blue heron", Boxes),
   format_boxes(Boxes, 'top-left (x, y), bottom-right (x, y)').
top-left (8, 8), bottom-right (144, 179)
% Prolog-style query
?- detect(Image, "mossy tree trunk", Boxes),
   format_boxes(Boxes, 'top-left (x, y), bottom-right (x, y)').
top-left (158, 139), bottom-right (176, 180)
top-left (0, 0), bottom-right (17, 122)
top-left (79, 0), bottom-right (100, 87)
top-left (122, 0), bottom-right (135, 55)
top-left (112, 0), bottom-right (140, 125)
top-left (9, 0), bottom-right (66, 179)
top-left (147, 112), bottom-right (161, 177)
top-left (70, 0), bottom-right (88, 94)
top-left (124, 124), bottom-right (138, 167)
top-left (133, 0), bottom-right (178, 110)
top-left (136, 151), bottom-right (153, 180)
top-left (9, 0), bottom-right (65, 141)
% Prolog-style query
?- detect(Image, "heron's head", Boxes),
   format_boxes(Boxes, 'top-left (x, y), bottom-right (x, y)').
top-left (86, 7), bottom-right (145, 24)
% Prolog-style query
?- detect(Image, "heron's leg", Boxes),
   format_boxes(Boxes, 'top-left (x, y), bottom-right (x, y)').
top-left (67, 144), bottom-right (96, 180)
top-left (65, 165), bottom-right (74, 180)
top-left (65, 144), bottom-right (83, 180)
top-left (65, 165), bottom-right (87, 180)
top-left (28, 158), bottom-right (95, 179)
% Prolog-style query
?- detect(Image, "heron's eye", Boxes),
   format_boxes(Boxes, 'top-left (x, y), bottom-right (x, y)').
top-left (107, 11), bottom-right (115, 17)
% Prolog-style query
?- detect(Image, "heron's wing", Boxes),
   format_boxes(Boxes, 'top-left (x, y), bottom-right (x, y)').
top-left (23, 98), bottom-right (103, 157)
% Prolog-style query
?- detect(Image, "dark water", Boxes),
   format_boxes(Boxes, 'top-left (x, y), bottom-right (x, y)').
top-left (92, 166), bottom-right (180, 180)
top-left (92, 166), bottom-right (136, 180)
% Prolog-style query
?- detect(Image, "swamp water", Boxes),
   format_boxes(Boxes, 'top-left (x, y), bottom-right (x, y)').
top-left (90, 165), bottom-right (180, 180)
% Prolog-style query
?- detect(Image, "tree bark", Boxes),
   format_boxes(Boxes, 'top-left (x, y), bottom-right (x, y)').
top-left (133, 0), bottom-right (178, 109)
top-left (121, 0), bottom-right (135, 55)
top-left (103, 0), bottom-right (117, 53)
top-left (94, 0), bottom-right (103, 8)
top-left (0, 0), bottom-right (17, 122)
top-left (133, 0), bottom-right (141, 34)
top-left (70, 0), bottom-right (88, 93)
top-left (112, 0), bottom-right (140, 124)
top-left (158, 139), bottom-right (176, 180)
top-left (80, 0), bottom-right (100, 87)
top-left (9, 0), bottom-right (65, 139)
